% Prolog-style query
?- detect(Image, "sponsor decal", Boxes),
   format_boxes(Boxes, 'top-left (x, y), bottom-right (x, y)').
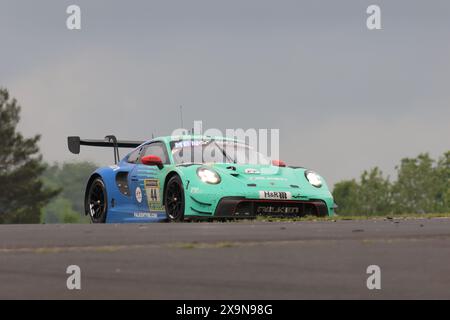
top-left (135, 186), bottom-right (143, 203)
top-left (190, 187), bottom-right (200, 194)
top-left (249, 177), bottom-right (287, 181)
top-left (245, 168), bottom-right (260, 174)
top-left (256, 206), bottom-right (300, 214)
top-left (259, 191), bottom-right (292, 200)
top-left (173, 140), bottom-right (208, 149)
top-left (134, 212), bottom-right (158, 218)
top-left (144, 179), bottom-right (164, 211)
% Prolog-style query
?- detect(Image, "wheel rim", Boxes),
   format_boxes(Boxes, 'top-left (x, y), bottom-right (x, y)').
top-left (166, 181), bottom-right (183, 220)
top-left (89, 182), bottom-right (106, 219)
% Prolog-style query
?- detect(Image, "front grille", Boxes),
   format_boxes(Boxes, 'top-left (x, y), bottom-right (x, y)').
top-left (214, 197), bottom-right (328, 217)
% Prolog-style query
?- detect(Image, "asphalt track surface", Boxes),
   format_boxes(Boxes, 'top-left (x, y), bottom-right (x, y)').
top-left (1, 218), bottom-right (450, 299)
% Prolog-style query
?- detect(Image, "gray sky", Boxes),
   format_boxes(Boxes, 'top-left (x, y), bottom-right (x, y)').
top-left (1, 0), bottom-right (449, 186)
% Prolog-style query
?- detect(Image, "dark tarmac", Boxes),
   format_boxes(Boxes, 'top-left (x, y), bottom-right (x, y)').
top-left (1, 218), bottom-right (449, 299)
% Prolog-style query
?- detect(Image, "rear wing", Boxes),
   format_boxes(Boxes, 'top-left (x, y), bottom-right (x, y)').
top-left (68, 135), bottom-right (145, 164)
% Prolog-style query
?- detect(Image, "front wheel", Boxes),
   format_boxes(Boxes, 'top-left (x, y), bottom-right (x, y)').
top-left (164, 175), bottom-right (185, 222)
top-left (86, 177), bottom-right (108, 223)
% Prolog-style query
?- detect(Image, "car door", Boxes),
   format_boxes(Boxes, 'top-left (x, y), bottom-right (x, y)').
top-left (126, 146), bottom-right (144, 216)
top-left (130, 141), bottom-right (170, 218)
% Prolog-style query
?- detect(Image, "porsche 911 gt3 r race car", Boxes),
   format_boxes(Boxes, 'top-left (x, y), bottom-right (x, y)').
top-left (68, 135), bottom-right (335, 223)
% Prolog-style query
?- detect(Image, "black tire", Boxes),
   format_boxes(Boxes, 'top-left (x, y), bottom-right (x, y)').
top-left (164, 175), bottom-right (185, 222)
top-left (86, 177), bottom-right (108, 223)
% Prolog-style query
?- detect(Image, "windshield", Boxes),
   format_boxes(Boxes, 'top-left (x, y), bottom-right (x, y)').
top-left (170, 139), bottom-right (271, 165)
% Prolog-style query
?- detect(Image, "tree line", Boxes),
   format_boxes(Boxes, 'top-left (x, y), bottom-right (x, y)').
top-left (41, 162), bottom-right (96, 223)
top-left (0, 88), bottom-right (97, 223)
top-left (0, 88), bottom-right (449, 223)
top-left (333, 152), bottom-right (449, 215)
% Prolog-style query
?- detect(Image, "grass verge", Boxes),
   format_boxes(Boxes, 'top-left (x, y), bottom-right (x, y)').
top-left (253, 212), bottom-right (450, 223)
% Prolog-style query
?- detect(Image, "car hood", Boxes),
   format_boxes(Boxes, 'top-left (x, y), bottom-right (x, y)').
top-left (207, 163), bottom-right (318, 190)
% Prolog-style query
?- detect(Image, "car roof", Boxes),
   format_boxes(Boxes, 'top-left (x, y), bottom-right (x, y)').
top-left (142, 135), bottom-right (246, 146)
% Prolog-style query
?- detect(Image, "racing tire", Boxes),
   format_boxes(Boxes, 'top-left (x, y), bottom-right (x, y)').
top-left (86, 177), bottom-right (108, 223)
top-left (164, 175), bottom-right (185, 222)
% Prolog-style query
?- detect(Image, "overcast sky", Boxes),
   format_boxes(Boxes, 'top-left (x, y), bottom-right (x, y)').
top-left (1, 0), bottom-right (449, 186)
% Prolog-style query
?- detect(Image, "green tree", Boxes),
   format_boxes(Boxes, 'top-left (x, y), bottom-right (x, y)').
top-left (41, 197), bottom-right (84, 224)
top-left (0, 88), bottom-right (59, 223)
top-left (392, 153), bottom-right (442, 213)
top-left (41, 161), bottom-right (97, 223)
top-left (358, 167), bottom-right (392, 215)
top-left (333, 152), bottom-right (450, 215)
top-left (332, 179), bottom-right (360, 215)
top-left (436, 151), bottom-right (450, 212)
top-left (333, 167), bottom-right (391, 216)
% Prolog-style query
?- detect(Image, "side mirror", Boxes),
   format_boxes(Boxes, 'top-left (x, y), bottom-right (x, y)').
top-left (141, 155), bottom-right (164, 169)
top-left (272, 159), bottom-right (286, 167)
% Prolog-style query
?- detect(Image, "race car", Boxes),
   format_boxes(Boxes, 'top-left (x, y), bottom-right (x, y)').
top-left (68, 135), bottom-right (335, 223)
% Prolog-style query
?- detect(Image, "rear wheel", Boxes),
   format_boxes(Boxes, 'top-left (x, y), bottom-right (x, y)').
top-left (164, 175), bottom-right (185, 222)
top-left (86, 177), bottom-right (108, 223)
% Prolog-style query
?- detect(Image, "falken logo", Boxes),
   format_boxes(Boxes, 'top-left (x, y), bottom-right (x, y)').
top-left (256, 206), bottom-right (300, 214)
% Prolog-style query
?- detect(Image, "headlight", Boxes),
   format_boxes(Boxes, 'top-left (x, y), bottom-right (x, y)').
top-left (197, 167), bottom-right (221, 184)
top-left (305, 170), bottom-right (322, 187)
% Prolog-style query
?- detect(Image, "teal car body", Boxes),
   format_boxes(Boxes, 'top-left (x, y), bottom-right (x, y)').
top-left (70, 135), bottom-right (334, 223)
